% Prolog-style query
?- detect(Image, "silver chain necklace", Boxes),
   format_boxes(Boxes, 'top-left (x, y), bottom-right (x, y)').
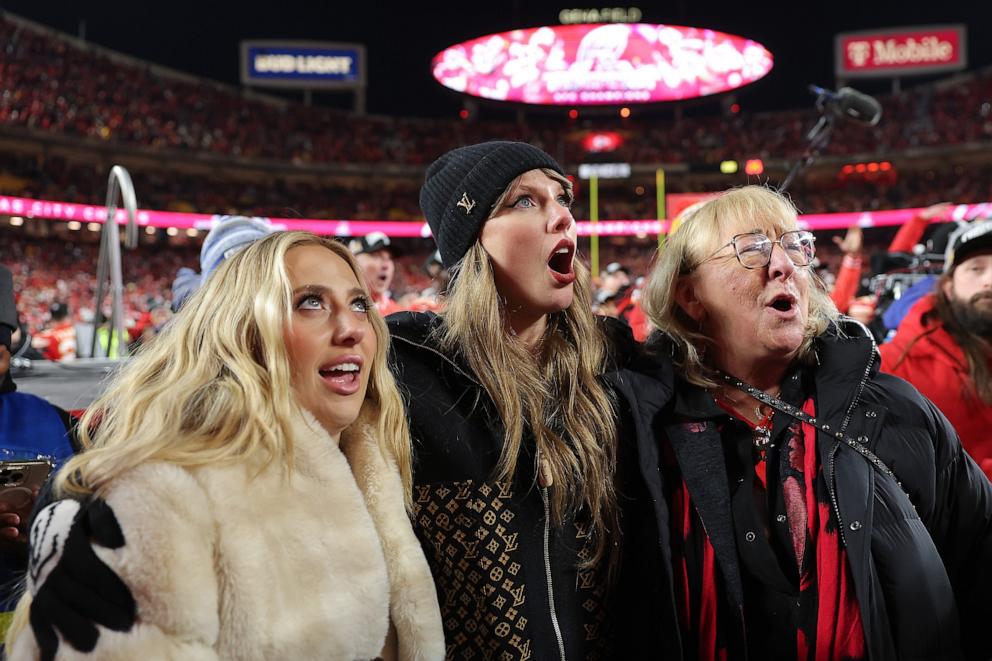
top-left (717, 371), bottom-right (901, 487)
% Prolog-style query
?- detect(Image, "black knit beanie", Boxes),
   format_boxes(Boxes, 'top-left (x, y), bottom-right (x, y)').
top-left (419, 141), bottom-right (565, 268)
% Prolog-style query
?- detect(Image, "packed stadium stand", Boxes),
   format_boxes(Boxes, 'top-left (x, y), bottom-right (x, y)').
top-left (2, 10), bottom-right (991, 340)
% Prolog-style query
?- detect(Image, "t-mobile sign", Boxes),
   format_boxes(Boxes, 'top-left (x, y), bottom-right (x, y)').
top-left (836, 25), bottom-right (966, 78)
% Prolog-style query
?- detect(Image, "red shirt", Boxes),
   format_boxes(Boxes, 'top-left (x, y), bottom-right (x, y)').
top-left (879, 294), bottom-right (992, 480)
top-left (34, 321), bottom-right (77, 362)
top-left (617, 293), bottom-right (651, 342)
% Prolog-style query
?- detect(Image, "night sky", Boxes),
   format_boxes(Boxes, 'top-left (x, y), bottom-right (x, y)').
top-left (3, 0), bottom-right (990, 121)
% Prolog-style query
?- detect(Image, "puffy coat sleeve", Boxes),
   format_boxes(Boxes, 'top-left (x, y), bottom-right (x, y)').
top-left (921, 398), bottom-right (992, 660)
top-left (8, 464), bottom-right (221, 660)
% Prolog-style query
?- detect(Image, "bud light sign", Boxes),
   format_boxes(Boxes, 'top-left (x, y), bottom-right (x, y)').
top-left (240, 41), bottom-right (366, 89)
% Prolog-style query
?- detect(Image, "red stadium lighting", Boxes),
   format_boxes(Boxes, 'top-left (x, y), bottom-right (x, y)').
top-left (744, 159), bottom-right (764, 176)
top-left (880, 161), bottom-right (892, 171)
top-left (458, 108), bottom-right (470, 119)
top-left (730, 103), bottom-right (741, 114)
top-left (582, 131), bottom-right (624, 153)
top-left (431, 24), bottom-right (773, 106)
top-left (619, 107), bottom-right (631, 118)
top-left (841, 164), bottom-right (855, 174)
top-left (867, 162), bottom-right (879, 172)
top-left (568, 108), bottom-right (579, 119)
top-left (855, 163), bottom-right (867, 173)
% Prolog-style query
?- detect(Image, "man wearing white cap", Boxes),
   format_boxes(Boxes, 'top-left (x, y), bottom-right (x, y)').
top-left (349, 232), bottom-right (403, 316)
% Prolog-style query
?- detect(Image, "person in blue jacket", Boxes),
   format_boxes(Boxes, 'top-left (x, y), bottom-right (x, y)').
top-left (0, 265), bottom-right (77, 639)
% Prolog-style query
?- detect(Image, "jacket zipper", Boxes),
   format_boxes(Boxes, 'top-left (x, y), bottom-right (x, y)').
top-left (826, 444), bottom-right (847, 548)
top-left (840, 339), bottom-right (876, 434)
top-left (537, 451), bottom-right (567, 661)
top-left (541, 486), bottom-right (567, 661)
top-left (827, 320), bottom-right (877, 547)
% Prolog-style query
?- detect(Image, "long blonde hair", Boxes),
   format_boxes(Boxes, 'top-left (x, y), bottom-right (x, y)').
top-left (643, 185), bottom-right (839, 389)
top-left (437, 169), bottom-right (618, 569)
top-left (56, 231), bottom-right (413, 505)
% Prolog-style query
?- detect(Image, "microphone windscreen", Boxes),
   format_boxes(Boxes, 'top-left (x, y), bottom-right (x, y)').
top-left (837, 87), bottom-right (882, 126)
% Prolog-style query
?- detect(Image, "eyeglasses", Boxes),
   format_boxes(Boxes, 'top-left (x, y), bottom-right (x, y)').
top-left (704, 230), bottom-right (816, 270)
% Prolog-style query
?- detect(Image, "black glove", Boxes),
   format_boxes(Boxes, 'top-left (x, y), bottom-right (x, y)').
top-left (26, 497), bottom-right (136, 661)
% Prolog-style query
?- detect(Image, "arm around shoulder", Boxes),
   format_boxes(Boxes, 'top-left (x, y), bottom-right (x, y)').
top-left (8, 464), bottom-right (221, 660)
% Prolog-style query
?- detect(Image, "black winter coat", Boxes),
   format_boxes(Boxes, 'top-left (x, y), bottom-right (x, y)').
top-left (614, 321), bottom-right (992, 660)
top-left (388, 311), bottom-right (641, 660)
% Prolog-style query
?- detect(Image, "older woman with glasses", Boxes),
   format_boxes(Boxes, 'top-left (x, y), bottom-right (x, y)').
top-left (630, 186), bottom-right (992, 660)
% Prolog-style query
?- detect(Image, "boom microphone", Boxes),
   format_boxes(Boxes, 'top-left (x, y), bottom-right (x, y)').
top-left (808, 85), bottom-right (882, 126)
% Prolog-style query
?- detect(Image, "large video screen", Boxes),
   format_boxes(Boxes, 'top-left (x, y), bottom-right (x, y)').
top-left (431, 24), bottom-right (773, 105)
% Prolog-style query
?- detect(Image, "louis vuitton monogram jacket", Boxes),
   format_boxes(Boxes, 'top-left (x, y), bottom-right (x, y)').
top-left (387, 312), bottom-right (622, 661)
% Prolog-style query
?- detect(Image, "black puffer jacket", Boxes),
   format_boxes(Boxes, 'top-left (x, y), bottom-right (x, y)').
top-left (614, 321), bottom-right (992, 660)
top-left (387, 311), bottom-right (674, 660)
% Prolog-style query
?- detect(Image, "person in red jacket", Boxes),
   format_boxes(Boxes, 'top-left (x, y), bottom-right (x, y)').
top-left (880, 220), bottom-right (992, 480)
top-left (31, 302), bottom-right (76, 362)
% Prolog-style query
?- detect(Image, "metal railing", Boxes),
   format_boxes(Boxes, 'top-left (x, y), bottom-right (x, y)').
top-left (89, 165), bottom-right (138, 359)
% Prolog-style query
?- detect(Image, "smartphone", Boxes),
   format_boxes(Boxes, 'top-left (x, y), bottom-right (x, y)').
top-left (0, 459), bottom-right (53, 511)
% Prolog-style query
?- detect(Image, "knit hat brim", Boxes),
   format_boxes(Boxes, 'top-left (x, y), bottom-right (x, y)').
top-left (419, 142), bottom-right (564, 268)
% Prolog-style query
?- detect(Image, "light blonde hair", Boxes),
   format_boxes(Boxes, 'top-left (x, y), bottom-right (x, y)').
top-left (643, 185), bottom-right (839, 389)
top-left (438, 168), bottom-right (618, 570)
top-left (55, 231), bottom-right (412, 503)
top-left (7, 233), bottom-right (413, 646)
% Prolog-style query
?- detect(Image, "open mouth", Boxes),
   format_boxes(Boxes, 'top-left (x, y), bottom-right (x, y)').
top-left (547, 240), bottom-right (575, 275)
top-left (767, 294), bottom-right (796, 313)
top-left (318, 358), bottom-right (363, 394)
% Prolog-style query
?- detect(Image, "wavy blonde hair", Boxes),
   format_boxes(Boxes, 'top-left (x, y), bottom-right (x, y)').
top-left (55, 231), bottom-right (413, 504)
top-left (643, 185), bottom-right (839, 389)
top-left (437, 168), bottom-right (618, 570)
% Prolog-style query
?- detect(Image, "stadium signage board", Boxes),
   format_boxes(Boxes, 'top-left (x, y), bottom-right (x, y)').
top-left (240, 40), bottom-right (366, 89)
top-left (578, 163), bottom-right (631, 179)
top-left (558, 7), bottom-right (642, 24)
top-left (431, 24), bottom-right (773, 105)
top-left (835, 25), bottom-right (966, 78)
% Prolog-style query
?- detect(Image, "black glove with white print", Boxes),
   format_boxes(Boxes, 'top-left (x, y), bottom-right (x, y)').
top-left (26, 497), bottom-right (136, 661)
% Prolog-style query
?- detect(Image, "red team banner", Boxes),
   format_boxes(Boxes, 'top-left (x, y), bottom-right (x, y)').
top-left (835, 25), bottom-right (966, 78)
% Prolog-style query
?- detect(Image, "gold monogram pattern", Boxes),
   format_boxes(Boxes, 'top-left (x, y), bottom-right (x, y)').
top-left (413, 480), bottom-right (610, 660)
top-left (574, 520), bottom-right (609, 660)
top-left (414, 480), bottom-right (531, 660)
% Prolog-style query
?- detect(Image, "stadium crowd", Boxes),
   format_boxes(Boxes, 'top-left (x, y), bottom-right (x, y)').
top-left (2, 12), bottom-right (992, 171)
top-left (1, 8), bottom-right (991, 659)
top-left (3, 151), bottom-right (992, 222)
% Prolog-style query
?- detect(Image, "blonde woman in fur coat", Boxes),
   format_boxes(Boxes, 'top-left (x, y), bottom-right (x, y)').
top-left (6, 232), bottom-right (444, 660)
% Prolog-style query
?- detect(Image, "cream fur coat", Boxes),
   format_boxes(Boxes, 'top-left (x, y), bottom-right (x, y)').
top-left (9, 411), bottom-right (444, 660)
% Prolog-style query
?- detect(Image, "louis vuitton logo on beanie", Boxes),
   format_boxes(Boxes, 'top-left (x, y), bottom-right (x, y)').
top-left (419, 141), bottom-right (565, 270)
top-left (456, 193), bottom-right (476, 215)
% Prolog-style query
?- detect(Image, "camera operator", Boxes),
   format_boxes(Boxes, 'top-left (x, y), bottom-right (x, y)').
top-left (880, 221), bottom-right (992, 480)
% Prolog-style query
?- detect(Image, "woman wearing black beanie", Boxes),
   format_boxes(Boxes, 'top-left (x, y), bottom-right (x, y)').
top-left (14, 141), bottom-right (677, 660)
top-left (389, 141), bottom-right (675, 659)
